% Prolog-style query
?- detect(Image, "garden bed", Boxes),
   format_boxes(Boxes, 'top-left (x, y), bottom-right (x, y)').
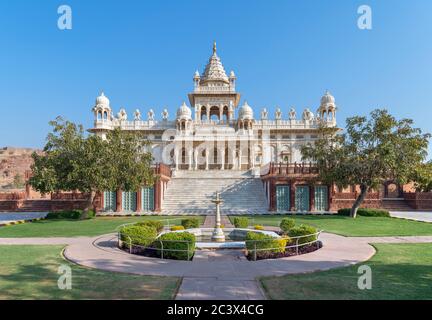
top-left (245, 241), bottom-right (322, 261)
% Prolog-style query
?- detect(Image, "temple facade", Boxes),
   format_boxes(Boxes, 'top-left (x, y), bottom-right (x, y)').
top-left (90, 43), bottom-right (338, 174)
top-left (89, 43), bottom-right (342, 214)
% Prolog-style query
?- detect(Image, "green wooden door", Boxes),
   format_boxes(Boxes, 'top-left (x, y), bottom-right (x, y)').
top-left (122, 191), bottom-right (137, 212)
top-left (103, 191), bottom-right (117, 211)
top-left (276, 185), bottom-right (290, 212)
top-left (314, 186), bottom-right (328, 212)
top-left (141, 187), bottom-right (154, 211)
top-left (295, 186), bottom-right (310, 212)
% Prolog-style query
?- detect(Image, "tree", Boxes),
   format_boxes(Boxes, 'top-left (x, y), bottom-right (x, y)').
top-left (412, 161), bottom-right (432, 192)
top-left (301, 109), bottom-right (430, 218)
top-left (29, 117), bottom-right (155, 216)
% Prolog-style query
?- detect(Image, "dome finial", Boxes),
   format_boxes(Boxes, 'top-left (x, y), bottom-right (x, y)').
top-left (213, 41), bottom-right (217, 54)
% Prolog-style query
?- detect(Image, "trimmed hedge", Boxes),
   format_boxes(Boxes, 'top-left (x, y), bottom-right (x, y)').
top-left (288, 225), bottom-right (318, 245)
top-left (136, 220), bottom-right (164, 233)
top-left (156, 232), bottom-right (196, 260)
top-left (119, 225), bottom-right (157, 248)
top-left (280, 218), bottom-right (296, 233)
top-left (46, 209), bottom-right (95, 220)
top-left (233, 217), bottom-right (249, 228)
top-left (170, 225), bottom-right (185, 231)
top-left (337, 208), bottom-right (390, 217)
top-left (181, 218), bottom-right (200, 229)
top-left (245, 231), bottom-right (289, 258)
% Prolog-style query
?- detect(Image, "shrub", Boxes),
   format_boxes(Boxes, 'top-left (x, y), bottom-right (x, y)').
top-left (245, 231), bottom-right (288, 258)
top-left (119, 225), bottom-right (157, 248)
top-left (279, 218), bottom-right (296, 233)
top-left (136, 220), bottom-right (164, 233)
top-left (254, 225), bottom-right (264, 230)
top-left (170, 225), bottom-right (185, 231)
top-left (156, 232), bottom-right (196, 260)
top-left (46, 209), bottom-right (95, 220)
top-left (181, 218), bottom-right (200, 229)
top-left (233, 217), bottom-right (249, 228)
top-left (288, 225), bottom-right (318, 245)
top-left (337, 208), bottom-right (390, 217)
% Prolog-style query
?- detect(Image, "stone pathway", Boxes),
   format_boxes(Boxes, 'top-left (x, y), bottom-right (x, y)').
top-left (202, 215), bottom-right (234, 228)
top-left (1, 232), bottom-right (432, 300)
top-left (0, 212), bottom-right (47, 226)
top-left (390, 211), bottom-right (432, 223)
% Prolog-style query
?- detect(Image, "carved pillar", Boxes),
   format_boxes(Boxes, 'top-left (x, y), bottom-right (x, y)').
top-left (154, 181), bottom-right (162, 212)
top-left (219, 104), bottom-right (223, 123)
top-left (194, 148), bottom-right (198, 170)
top-left (205, 148), bottom-right (209, 171)
top-left (188, 148), bottom-right (193, 170)
top-left (174, 145), bottom-right (179, 170)
top-left (309, 185), bottom-right (315, 212)
top-left (290, 183), bottom-right (296, 212)
top-left (206, 104), bottom-right (210, 121)
top-left (269, 180), bottom-right (276, 211)
top-left (221, 149), bottom-right (225, 170)
top-left (116, 189), bottom-right (122, 212)
top-left (136, 187), bottom-right (142, 212)
top-left (238, 149), bottom-right (242, 170)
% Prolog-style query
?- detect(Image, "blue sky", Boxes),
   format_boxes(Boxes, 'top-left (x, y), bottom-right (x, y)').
top-left (0, 0), bottom-right (431, 157)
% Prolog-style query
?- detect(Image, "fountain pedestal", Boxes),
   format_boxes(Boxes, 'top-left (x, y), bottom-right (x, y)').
top-left (211, 192), bottom-right (225, 242)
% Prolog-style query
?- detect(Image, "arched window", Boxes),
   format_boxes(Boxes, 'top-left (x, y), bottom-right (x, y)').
top-left (200, 106), bottom-right (207, 120)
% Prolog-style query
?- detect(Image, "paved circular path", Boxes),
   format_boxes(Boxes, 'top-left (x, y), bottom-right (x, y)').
top-left (2, 233), bottom-right (432, 299)
top-left (62, 232), bottom-right (376, 299)
top-left (63, 233), bottom-right (375, 278)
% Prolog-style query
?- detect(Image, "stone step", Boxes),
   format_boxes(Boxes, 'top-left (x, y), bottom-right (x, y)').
top-left (162, 175), bottom-right (268, 213)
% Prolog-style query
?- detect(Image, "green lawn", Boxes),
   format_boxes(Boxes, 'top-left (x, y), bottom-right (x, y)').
top-left (231, 215), bottom-right (432, 237)
top-left (0, 216), bottom-right (205, 238)
top-left (260, 243), bottom-right (432, 300)
top-left (0, 245), bottom-right (180, 299)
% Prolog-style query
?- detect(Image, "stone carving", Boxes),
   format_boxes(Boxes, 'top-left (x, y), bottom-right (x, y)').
top-left (275, 107), bottom-right (282, 120)
top-left (148, 109), bottom-right (155, 121)
top-left (289, 108), bottom-right (296, 120)
top-left (117, 108), bottom-right (127, 121)
top-left (302, 108), bottom-right (314, 121)
top-left (134, 109), bottom-right (141, 121)
top-left (261, 108), bottom-right (268, 120)
top-left (162, 108), bottom-right (169, 120)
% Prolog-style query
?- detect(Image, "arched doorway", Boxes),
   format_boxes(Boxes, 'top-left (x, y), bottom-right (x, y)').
top-left (209, 106), bottom-right (220, 122)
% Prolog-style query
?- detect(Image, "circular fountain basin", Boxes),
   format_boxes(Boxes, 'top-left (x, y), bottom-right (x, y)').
top-left (158, 228), bottom-right (281, 249)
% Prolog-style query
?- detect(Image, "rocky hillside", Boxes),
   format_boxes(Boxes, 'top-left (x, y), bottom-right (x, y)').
top-left (0, 147), bottom-right (41, 190)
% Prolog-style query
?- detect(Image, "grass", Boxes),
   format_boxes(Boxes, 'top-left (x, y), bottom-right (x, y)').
top-left (0, 245), bottom-right (180, 299)
top-left (230, 214), bottom-right (432, 237)
top-left (260, 243), bottom-right (432, 300)
top-left (0, 215), bottom-right (205, 238)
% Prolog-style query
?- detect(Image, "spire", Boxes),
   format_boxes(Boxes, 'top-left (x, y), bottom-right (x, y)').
top-left (200, 41), bottom-right (229, 84)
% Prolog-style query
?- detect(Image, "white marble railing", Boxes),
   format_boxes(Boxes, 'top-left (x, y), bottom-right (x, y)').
top-left (94, 119), bottom-right (175, 130)
top-left (193, 86), bottom-right (236, 93)
top-left (93, 118), bottom-right (336, 131)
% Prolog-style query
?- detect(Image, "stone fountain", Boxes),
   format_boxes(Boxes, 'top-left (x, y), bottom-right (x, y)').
top-left (211, 192), bottom-right (225, 242)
